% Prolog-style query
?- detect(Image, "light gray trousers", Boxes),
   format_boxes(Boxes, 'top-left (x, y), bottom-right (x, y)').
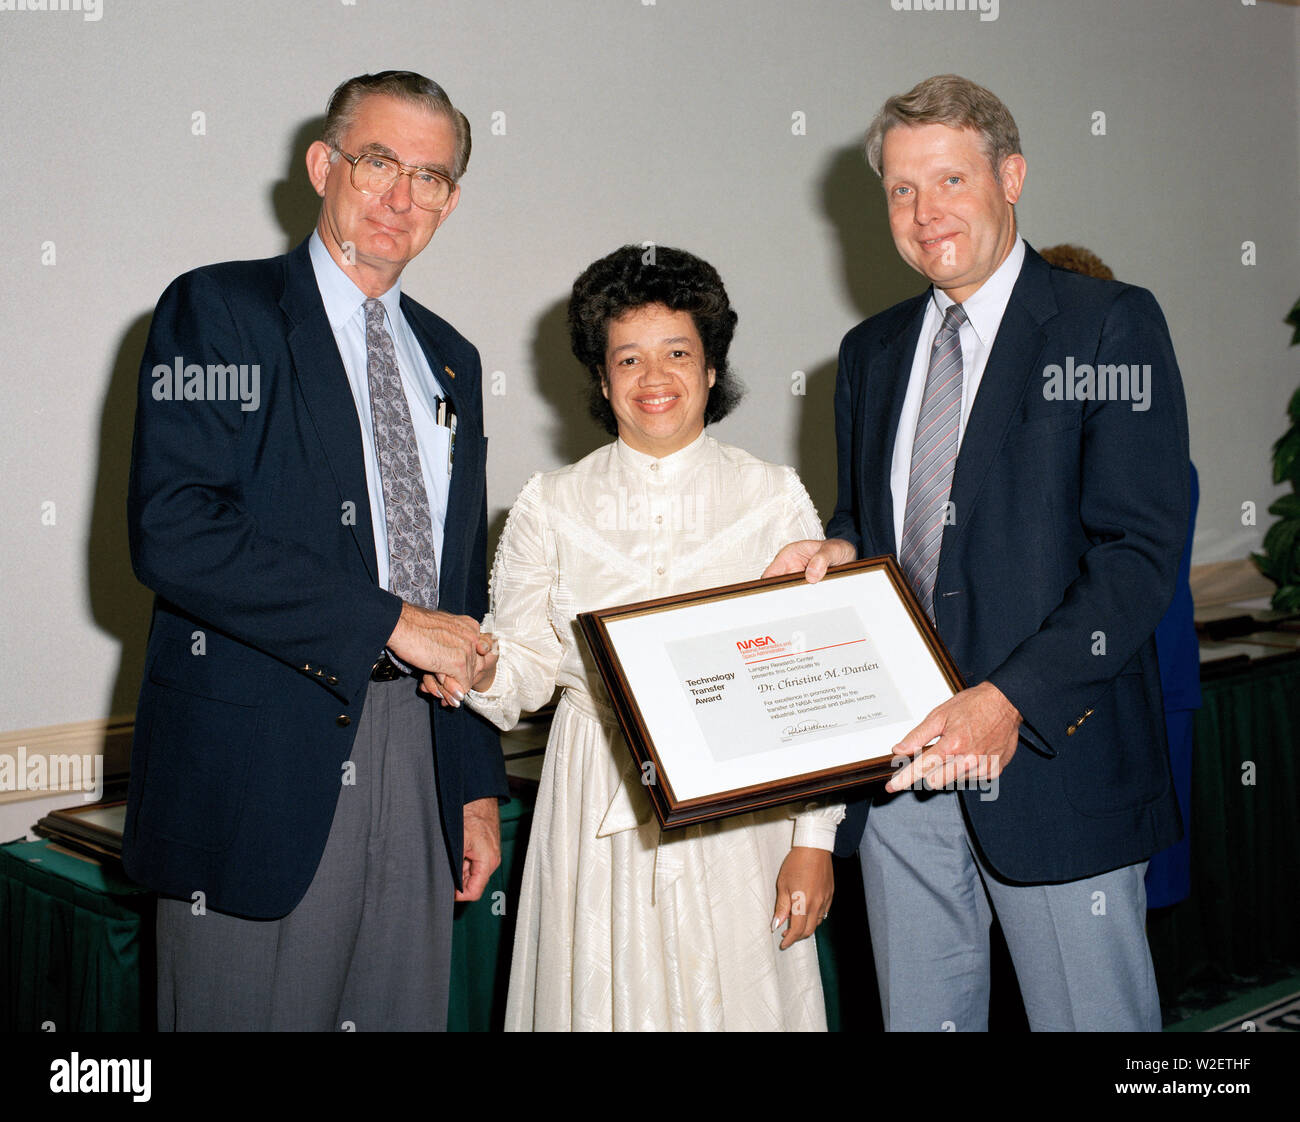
top-left (860, 786), bottom-right (1162, 1032)
top-left (156, 677), bottom-right (454, 1031)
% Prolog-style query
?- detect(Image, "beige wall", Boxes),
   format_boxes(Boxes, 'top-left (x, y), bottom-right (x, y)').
top-left (0, 0), bottom-right (1296, 763)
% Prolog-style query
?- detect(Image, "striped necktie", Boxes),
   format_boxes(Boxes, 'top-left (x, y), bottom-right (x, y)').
top-left (899, 303), bottom-right (968, 622)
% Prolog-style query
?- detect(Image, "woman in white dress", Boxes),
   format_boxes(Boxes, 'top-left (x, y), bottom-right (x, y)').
top-left (436, 246), bottom-right (844, 1031)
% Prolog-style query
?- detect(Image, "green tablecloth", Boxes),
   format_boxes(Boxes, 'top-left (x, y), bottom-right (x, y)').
top-left (1146, 655), bottom-right (1300, 997)
top-left (817, 653), bottom-right (1300, 1028)
top-left (0, 839), bottom-right (152, 1032)
top-left (447, 796), bottom-right (530, 1031)
top-left (4, 653), bottom-right (1295, 1030)
top-left (0, 796), bottom-right (533, 1033)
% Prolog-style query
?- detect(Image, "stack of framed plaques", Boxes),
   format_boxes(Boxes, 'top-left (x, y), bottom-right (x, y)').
top-left (34, 799), bottom-right (128, 862)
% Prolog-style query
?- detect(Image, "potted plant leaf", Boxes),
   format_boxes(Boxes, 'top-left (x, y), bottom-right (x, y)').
top-left (1252, 297), bottom-right (1300, 611)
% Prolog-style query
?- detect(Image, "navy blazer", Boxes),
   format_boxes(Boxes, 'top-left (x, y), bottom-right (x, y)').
top-left (830, 245), bottom-right (1187, 884)
top-left (124, 238), bottom-right (506, 919)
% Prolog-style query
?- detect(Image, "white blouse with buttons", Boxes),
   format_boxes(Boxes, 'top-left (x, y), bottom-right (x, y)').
top-left (469, 431), bottom-right (845, 1031)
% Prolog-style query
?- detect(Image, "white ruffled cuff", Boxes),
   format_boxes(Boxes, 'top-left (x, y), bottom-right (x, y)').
top-left (791, 801), bottom-right (846, 851)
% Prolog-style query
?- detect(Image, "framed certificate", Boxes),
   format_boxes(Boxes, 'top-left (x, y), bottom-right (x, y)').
top-left (579, 556), bottom-right (965, 828)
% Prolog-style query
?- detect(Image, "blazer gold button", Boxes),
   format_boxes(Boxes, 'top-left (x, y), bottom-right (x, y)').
top-left (336, 715), bottom-right (351, 727)
top-left (1066, 725), bottom-right (1076, 736)
top-left (327, 675), bottom-right (339, 686)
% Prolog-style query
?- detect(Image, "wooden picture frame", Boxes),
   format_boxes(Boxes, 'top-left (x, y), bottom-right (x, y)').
top-left (579, 556), bottom-right (965, 828)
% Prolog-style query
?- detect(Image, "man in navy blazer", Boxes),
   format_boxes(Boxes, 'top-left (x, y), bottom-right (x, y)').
top-left (768, 75), bottom-right (1187, 1030)
top-left (125, 72), bottom-right (507, 1030)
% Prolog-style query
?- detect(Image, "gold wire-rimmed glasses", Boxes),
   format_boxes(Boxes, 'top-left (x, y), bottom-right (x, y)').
top-left (332, 147), bottom-right (455, 211)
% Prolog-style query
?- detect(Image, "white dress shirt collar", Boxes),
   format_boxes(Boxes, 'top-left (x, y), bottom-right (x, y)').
top-left (930, 234), bottom-right (1025, 349)
top-left (308, 230), bottom-right (403, 330)
top-left (888, 236), bottom-right (1027, 552)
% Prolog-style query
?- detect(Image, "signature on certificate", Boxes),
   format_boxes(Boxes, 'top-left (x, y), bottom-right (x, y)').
top-left (781, 720), bottom-right (838, 737)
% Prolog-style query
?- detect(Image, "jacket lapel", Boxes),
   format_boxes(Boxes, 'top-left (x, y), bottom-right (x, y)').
top-left (401, 294), bottom-right (459, 419)
top-left (402, 297), bottom-right (469, 589)
top-left (279, 240), bottom-right (381, 582)
top-left (944, 247), bottom-right (1057, 557)
top-left (864, 299), bottom-right (927, 557)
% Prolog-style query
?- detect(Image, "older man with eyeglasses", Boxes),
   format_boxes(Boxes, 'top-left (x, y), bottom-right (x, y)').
top-left (124, 71), bottom-right (507, 1031)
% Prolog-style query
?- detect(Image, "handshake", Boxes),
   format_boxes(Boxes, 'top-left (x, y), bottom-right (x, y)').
top-left (387, 601), bottom-right (498, 708)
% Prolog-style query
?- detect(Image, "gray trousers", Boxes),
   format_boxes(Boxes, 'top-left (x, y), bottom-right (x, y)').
top-left (156, 677), bottom-right (454, 1031)
top-left (861, 787), bottom-right (1162, 1032)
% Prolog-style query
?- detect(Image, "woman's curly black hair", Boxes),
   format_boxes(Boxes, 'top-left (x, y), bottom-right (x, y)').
top-left (567, 244), bottom-right (744, 436)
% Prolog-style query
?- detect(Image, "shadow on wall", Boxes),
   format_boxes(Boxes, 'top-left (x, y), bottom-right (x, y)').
top-left (530, 296), bottom-right (607, 469)
top-left (794, 143), bottom-right (924, 523)
top-left (485, 507), bottom-right (510, 582)
top-left (521, 147), bottom-right (925, 529)
top-left (88, 312), bottom-right (157, 724)
top-left (272, 116), bottom-right (327, 252)
top-left (92, 119), bottom-right (327, 732)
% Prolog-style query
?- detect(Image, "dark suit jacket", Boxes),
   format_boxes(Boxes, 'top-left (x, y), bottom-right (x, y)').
top-left (123, 238), bottom-right (506, 919)
top-left (830, 245), bottom-right (1187, 884)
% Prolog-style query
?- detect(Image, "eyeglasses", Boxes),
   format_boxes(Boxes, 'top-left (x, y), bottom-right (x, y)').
top-left (332, 147), bottom-right (455, 211)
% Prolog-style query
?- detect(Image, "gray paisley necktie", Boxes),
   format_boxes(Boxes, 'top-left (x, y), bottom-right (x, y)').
top-left (364, 297), bottom-right (438, 609)
top-left (899, 303), bottom-right (968, 623)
